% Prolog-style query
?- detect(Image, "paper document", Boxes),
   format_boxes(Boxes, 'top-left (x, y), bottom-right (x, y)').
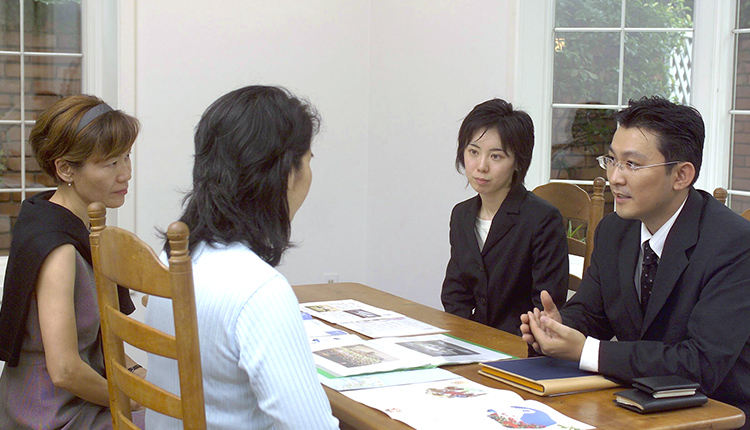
top-left (319, 367), bottom-right (457, 392)
top-left (343, 377), bottom-right (594, 430)
top-left (368, 334), bottom-right (512, 366)
top-left (311, 334), bottom-right (512, 377)
top-left (301, 299), bottom-right (399, 324)
top-left (302, 312), bottom-right (362, 345)
top-left (300, 299), bottom-right (447, 338)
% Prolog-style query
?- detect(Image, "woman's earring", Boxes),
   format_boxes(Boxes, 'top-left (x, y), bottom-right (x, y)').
top-left (67, 181), bottom-right (72, 187)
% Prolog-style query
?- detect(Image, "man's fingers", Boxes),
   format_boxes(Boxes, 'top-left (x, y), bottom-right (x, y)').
top-left (541, 290), bottom-right (557, 313)
top-left (532, 342), bottom-right (541, 354)
top-left (527, 311), bottom-right (545, 337)
top-left (540, 315), bottom-right (568, 339)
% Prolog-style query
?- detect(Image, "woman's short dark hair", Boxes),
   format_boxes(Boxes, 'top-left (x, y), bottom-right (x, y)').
top-left (456, 99), bottom-right (534, 186)
top-left (178, 85), bottom-right (320, 266)
top-left (30, 94), bottom-right (139, 183)
top-left (615, 96), bottom-right (704, 185)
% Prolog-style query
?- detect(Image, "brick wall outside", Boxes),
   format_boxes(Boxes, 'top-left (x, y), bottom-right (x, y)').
top-left (732, 34), bottom-right (750, 214)
top-left (0, 1), bottom-right (81, 255)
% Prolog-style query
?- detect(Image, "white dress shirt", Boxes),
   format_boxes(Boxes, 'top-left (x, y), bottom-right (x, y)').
top-left (145, 242), bottom-right (339, 430)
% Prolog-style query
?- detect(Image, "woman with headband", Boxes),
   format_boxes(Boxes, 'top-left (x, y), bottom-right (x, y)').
top-left (0, 95), bottom-right (144, 429)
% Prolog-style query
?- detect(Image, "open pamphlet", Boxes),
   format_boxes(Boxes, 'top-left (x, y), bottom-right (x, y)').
top-left (300, 299), bottom-right (447, 338)
top-left (311, 333), bottom-right (512, 377)
top-left (343, 377), bottom-right (594, 430)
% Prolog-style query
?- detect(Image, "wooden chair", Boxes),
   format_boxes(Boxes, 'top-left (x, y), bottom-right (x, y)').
top-left (713, 187), bottom-right (728, 205)
top-left (713, 187), bottom-right (750, 220)
top-left (532, 177), bottom-right (606, 292)
top-left (88, 202), bottom-right (206, 430)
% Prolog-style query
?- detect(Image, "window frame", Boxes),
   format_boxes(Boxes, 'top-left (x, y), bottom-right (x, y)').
top-left (728, 2), bottom-right (750, 204)
top-left (0, 0), bottom-right (134, 264)
top-left (516, 0), bottom-right (736, 196)
top-left (85, 0), bottom-right (137, 230)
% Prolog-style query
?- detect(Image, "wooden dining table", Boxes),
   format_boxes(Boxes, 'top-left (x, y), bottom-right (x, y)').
top-left (293, 282), bottom-right (746, 430)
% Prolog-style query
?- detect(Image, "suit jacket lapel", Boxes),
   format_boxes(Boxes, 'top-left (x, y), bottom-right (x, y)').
top-left (462, 195), bottom-right (484, 267)
top-left (618, 222), bottom-right (643, 333)
top-left (482, 185), bottom-right (525, 256)
top-left (642, 189), bottom-right (701, 333)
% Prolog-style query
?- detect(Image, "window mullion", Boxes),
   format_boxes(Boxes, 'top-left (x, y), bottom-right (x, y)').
top-left (19, 0), bottom-right (25, 201)
top-left (617, 0), bottom-right (626, 107)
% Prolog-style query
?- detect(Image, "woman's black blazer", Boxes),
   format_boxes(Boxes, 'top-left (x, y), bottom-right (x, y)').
top-left (441, 184), bottom-right (569, 335)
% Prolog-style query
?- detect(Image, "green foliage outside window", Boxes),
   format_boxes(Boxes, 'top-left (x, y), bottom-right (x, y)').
top-left (551, 0), bottom-right (693, 181)
top-left (554, 0), bottom-right (693, 105)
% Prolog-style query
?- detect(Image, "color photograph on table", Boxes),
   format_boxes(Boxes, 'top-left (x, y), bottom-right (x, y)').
top-left (315, 344), bottom-right (399, 368)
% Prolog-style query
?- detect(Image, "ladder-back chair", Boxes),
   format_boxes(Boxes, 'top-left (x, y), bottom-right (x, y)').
top-left (713, 187), bottom-right (728, 205)
top-left (88, 202), bottom-right (206, 430)
top-left (532, 177), bottom-right (606, 292)
top-left (713, 187), bottom-right (750, 220)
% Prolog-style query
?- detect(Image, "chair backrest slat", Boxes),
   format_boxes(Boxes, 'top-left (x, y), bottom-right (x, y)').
top-left (115, 412), bottom-right (141, 430)
top-left (97, 228), bottom-right (172, 298)
top-left (110, 361), bottom-right (184, 418)
top-left (105, 306), bottom-right (178, 359)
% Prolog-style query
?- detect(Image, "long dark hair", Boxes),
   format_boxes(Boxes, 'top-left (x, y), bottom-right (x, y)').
top-left (176, 85), bottom-right (320, 266)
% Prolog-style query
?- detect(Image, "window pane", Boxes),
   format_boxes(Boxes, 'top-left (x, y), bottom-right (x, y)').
top-left (0, 54), bottom-right (22, 121)
top-left (555, 0), bottom-right (621, 28)
top-left (1, 120), bottom-right (55, 187)
top-left (1, 1), bottom-right (21, 51)
top-left (625, 0), bottom-right (694, 28)
top-left (623, 32), bottom-right (692, 104)
top-left (550, 106), bottom-right (616, 180)
top-left (0, 192), bottom-right (42, 256)
top-left (729, 195), bottom-right (750, 215)
top-left (553, 32), bottom-right (620, 105)
top-left (0, 197), bottom-right (20, 256)
top-left (732, 115), bottom-right (750, 193)
top-left (0, 119), bottom-right (21, 253)
top-left (739, 0), bottom-right (750, 29)
top-left (735, 34), bottom-right (750, 111)
top-left (23, 0), bottom-right (81, 53)
top-left (23, 55), bottom-right (81, 120)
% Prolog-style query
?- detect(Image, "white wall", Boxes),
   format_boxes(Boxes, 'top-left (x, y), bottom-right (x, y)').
top-left (133, 0), bottom-right (515, 309)
top-left (135, 0), bottom-right (370, 284)
top-left (366, 1), bottom-right (514, 308)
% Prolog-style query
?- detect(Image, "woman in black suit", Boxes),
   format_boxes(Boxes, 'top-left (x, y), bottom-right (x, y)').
top-left (441, 98), bottom-right (568, 335)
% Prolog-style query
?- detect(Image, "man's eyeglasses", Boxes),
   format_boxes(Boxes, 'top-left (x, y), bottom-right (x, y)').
top-left (596, 155), bottom-right (680, 173)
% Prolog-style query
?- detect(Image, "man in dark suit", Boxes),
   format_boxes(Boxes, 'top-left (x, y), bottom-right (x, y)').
top-left (520, 96), bottom-right (750, 425)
